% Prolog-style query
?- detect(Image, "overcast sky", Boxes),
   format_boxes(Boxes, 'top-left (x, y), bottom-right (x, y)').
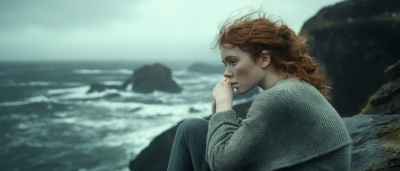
top-left (0, 0), bottom-right (344, 64)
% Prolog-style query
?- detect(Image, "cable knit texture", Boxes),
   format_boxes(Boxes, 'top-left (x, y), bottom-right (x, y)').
top-left (205, 77), bottom-right (352, 171)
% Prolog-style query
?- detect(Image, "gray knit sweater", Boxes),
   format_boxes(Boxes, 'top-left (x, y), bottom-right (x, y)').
top-left (205, 77), bottom-right (353, 171)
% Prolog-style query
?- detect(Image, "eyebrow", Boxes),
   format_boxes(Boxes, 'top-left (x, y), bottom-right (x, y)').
top-left (222, 55), bottom-right (236, 63)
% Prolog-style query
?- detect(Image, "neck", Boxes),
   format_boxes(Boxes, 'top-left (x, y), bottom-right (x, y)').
top-left (258, 67), bottom-right (281, 90)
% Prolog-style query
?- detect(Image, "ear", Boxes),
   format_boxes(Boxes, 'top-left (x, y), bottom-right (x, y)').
top-left (260, 50), bottom-right (271, 68)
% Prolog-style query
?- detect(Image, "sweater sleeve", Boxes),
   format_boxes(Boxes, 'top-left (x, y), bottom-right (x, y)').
top-left (205, 99), bottom-right (271, 171)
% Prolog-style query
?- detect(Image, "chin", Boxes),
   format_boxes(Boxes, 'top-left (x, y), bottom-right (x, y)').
top-left (236, 88), bottom-right (250, 95)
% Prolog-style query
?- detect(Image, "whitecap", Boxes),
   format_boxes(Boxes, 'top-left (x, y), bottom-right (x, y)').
top-left (101, 81), bottom-right (123, 85)
top-left (172, 69), bottom-right (188, 76)
top-left (0, 95), bottom-right (53, 106)
top-left (173, 74), bottom-right (222, 85)
top-left (73, 69), bottom-right (133, 75)
top-left (0, 81), bottom-right (54, 87)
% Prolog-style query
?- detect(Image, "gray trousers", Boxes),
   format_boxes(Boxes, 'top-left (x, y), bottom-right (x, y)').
top-left (167, 118), bottom-right (212, 171)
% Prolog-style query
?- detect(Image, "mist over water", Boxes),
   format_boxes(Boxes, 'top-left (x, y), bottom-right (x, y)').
top-left (0, 61), bottom-right (259, 171)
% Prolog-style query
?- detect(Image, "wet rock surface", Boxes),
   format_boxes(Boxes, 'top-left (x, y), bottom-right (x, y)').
top-left (345, 114), bottom-right (400, 171)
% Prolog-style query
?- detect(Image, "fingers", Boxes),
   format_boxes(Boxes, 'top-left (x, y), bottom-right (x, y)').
top-left (220, 77), bottom-right (229, 83)
top-left (220, 77), bottom-right (228, 83)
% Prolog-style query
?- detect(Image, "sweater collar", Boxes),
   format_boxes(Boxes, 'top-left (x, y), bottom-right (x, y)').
top-left (267, 76), bottom-right (300, 90)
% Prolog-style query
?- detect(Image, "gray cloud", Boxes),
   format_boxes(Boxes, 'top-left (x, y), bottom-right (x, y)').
top-left (0, 0), bottom-right (139, 30)
top-left (0, 0), bottom-right (345, 62)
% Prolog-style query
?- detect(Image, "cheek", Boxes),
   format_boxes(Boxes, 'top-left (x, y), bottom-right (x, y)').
top-left (236, 62), bottom-right (260, 83)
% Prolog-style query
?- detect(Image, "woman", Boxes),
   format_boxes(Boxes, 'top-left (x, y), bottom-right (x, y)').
top-left (167, 9), bottom-right (352, 171)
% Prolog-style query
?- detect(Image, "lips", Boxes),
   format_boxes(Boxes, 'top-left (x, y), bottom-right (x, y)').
top-left (230, 82), bottom-right (238, 88)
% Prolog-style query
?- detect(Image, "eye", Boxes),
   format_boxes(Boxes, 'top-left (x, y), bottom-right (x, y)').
top-left (231, 60), bottom-right (236, 64)
top-left (223, 63), bottom-right (227, 67)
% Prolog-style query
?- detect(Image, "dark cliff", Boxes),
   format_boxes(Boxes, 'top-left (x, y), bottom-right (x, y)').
top-left (299, 0), bottom-right (400, 117)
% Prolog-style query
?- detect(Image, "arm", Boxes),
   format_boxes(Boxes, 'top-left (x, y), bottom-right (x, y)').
top-left (205, 97), bottom-right (270, 171)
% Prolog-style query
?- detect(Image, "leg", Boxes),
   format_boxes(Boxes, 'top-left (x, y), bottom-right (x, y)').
top-left (167, 118), bottom-right (211, 171)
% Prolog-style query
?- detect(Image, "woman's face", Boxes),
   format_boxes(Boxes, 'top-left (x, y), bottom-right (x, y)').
top-left (220, 44), bottom-right (265, 95)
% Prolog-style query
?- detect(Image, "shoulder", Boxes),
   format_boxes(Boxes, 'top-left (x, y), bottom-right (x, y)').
top-left (253, 77), bottom-right (321, 105)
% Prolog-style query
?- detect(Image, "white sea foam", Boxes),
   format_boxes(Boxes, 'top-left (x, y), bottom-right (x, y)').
top-left (47, 86), bottom-right (89, 95)
top-left (173, 74), bottom-right (222, 85)
top-left (0, 81), bottom-right (84, 87)
top-left (0, 95), bottom-right (53, 106)
top-left (172, 69), bottom-right (188, 76)
top-left (73, 69), bottom-right (132, 74)
top-left (101, 81), bottom-right (123, 85)
top-left (85, 100), bottom-right (198, 115)
top-left (0, 81), bottom-right (53, 87)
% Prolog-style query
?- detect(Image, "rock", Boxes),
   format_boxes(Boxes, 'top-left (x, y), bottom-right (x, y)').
top-left (357, 60), bottom-right (400, 115)
top-left (384, 60), bottom-right (400, 82)
top-left (299, 0), bottom-right (400, 117)
top-left (103, 93), bottom-right (120, 98)
top-left (86, 83), bottom-right (121, 94)
top-left (361, 154), bottom-right (400, 171)
top-left (189, 107), bottom-right (201, 113)
top-left (131, 63), bottom-right (182, 94)
top-left (187, 63), bottom-right (225, 74)
top-left (344, 114), bottom-right (400, 171)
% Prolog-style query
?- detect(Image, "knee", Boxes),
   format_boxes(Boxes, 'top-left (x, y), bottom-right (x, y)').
top-left (177, 118), bottom-right (208, 135)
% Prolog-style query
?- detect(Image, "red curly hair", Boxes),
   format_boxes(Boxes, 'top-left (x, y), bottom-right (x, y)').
top-left (212, 8), bottom-right (332, 101)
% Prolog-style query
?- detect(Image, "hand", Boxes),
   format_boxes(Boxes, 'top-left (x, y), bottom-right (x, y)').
top-left (212, 77), bottom-right (234, 114)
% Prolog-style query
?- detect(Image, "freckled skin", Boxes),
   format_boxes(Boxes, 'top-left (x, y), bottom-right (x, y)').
top-left (221, 45), bottom-right (265, 95)
top-left (220, 43), bottom-right (293, 94)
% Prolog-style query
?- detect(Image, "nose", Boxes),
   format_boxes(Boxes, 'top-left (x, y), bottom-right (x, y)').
top-left (223, 67), bottom-right (233, 78)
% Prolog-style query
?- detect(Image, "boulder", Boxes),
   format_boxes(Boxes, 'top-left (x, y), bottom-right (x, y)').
top-left (189, 107), bottom-right (201, 113)
top-left (299, 0), bottom-right (400, 117)
top-left (131, 63), bottom-right (182, 94)
top-left (87, 63), bottom-right (182, 94)
top-left (187, 63), bottom-right (225, 74)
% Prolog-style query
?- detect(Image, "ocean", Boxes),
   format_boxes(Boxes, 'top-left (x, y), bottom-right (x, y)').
top-left (0, 61), bottom-right (260, 171)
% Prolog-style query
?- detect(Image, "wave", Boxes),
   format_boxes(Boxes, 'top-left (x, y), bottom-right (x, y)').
top-left (0, 95), bottom-right (54, 106)
top-left (0, 81), bottom-right (84, 87)
top-left (73, 69), bottom-right (132, 74)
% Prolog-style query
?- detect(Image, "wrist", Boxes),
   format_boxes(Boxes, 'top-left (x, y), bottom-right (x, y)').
top-left (215, 100), bottom-right (233, 113)
top-left (216, 98), bottom-right (233, 105)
